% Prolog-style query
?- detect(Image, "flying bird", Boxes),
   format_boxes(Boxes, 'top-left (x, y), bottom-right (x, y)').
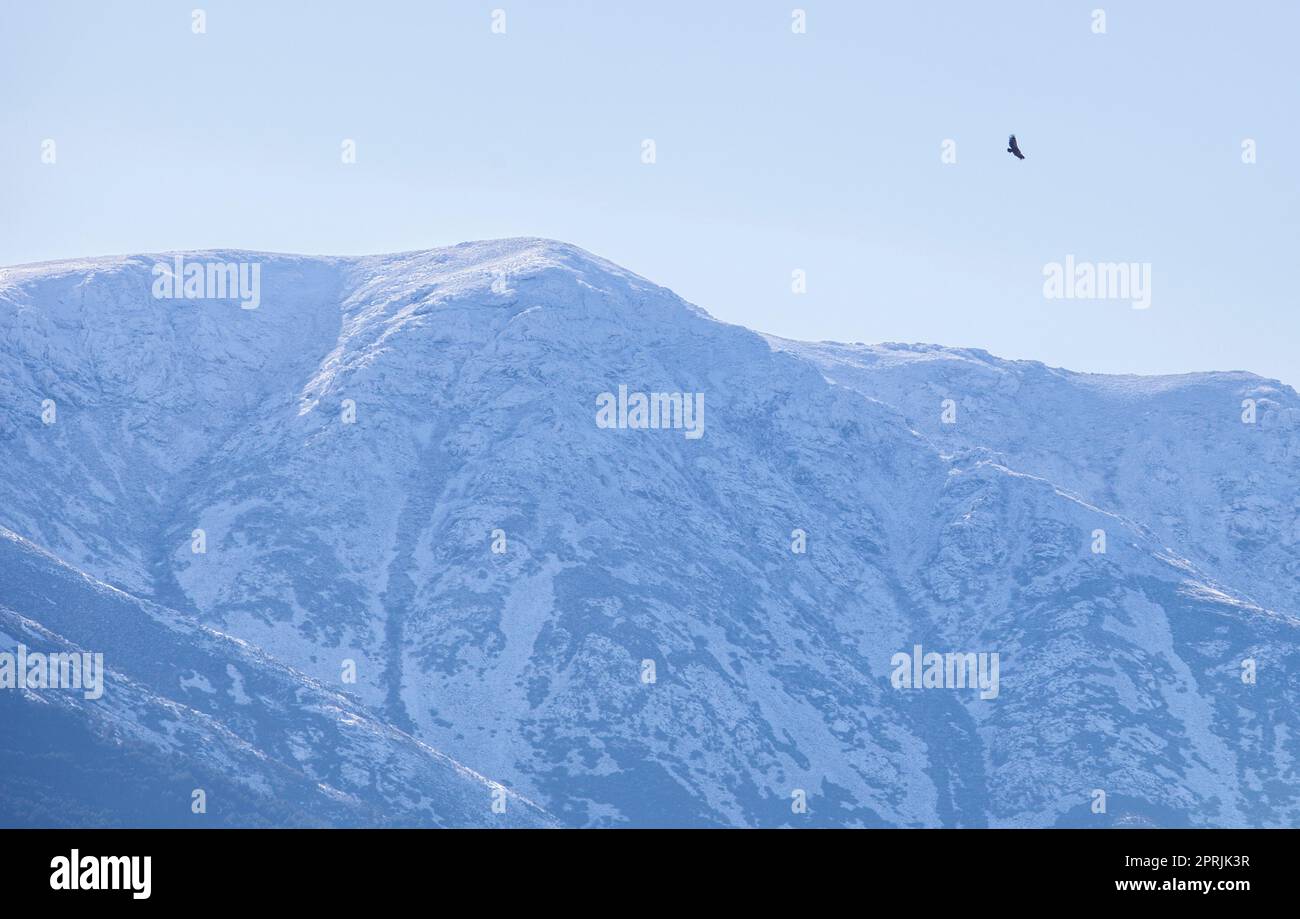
top-left (1007, 135), bottom-right (1025, 160)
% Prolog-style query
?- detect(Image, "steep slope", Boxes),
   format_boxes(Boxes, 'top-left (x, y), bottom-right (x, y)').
top-left (0, 251), bottom-right (347, 595)
top-left (768, 339), bottom-right (1300, 617)
top-left (0, 529), bottom-right (553, 827)
top-left (1, 239), bottom-right (1296, 826)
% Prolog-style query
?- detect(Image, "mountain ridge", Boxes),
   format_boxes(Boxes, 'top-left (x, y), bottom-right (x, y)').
top-left (5, 239), bottom-right (1295, 391)
top-left (2, 238), bottom-right (1296, 827)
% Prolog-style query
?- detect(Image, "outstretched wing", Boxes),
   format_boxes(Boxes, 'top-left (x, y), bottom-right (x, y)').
top-left (1008, 135), bottom-right (1025, 159)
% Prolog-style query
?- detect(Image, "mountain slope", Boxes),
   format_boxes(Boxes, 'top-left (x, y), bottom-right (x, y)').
top-left (0, 529), bottom-right (553, 827)
top-left (768, 338), bottom-right (1300, 616)
top-left (1, 239), bottom-right (1296, 826)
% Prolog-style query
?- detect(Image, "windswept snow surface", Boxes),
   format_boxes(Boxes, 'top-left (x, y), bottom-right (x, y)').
top-left (1, 239), bottom-right (1296, 827)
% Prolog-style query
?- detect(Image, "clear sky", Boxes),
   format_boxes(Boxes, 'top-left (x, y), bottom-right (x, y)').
top-left (3, 1), bottom-right (1297, 385)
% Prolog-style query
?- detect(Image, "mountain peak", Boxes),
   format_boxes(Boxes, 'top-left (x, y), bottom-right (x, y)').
top-left (0, 237), bottom-right (654, 305)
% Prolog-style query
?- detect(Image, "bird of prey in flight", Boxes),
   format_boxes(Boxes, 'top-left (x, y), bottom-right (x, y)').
top-left (1007, 135), bottom-right (1025, 160)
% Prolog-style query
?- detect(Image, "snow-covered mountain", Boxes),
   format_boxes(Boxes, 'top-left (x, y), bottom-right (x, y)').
top-left (1, 239), bottom-right (1296, 827)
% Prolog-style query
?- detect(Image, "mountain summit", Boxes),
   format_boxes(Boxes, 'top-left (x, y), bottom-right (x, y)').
top-left (1, 240), bottom-right (1296, 827)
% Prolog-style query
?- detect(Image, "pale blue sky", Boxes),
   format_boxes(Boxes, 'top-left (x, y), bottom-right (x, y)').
top-left (3, 1), bottom-right (1297, 384)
